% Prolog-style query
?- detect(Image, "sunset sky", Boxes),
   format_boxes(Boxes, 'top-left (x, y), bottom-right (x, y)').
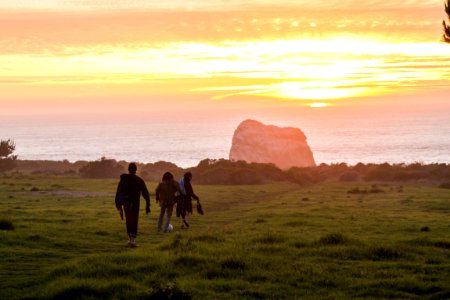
top-left (1, 0), bottom-right (449, 116)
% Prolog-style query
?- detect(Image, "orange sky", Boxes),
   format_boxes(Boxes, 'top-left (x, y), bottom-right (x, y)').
top-left (1, 1), bottom-right (449, 116)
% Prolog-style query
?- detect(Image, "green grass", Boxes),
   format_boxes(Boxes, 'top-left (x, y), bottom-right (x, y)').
top-left (1, 174), bottom-right (449, 299)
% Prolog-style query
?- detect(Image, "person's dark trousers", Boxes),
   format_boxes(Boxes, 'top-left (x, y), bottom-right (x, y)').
top-left (124, 203), bottom-right (140, 238)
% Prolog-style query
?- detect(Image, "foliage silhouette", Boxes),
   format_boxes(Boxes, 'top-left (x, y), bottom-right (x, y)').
top-left (12, 157), bottom-right (450, 185)
top-left (0, 139), bottom-right (17, 172)
top-left (79, 157), bottom-right (125, 178)
top-left (444, 0), bottom-right (450, 43)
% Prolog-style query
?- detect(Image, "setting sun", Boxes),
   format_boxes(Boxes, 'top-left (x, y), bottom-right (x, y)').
top-left (309, 102), bottom-right (329, 108)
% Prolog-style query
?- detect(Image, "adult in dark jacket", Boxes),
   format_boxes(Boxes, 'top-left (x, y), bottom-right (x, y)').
top-left (115, 163), bottom-right (150, 247)
top-left (178, 172), bottom-right (199, 228)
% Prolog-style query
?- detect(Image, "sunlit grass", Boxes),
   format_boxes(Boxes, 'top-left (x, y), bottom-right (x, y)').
top-left (0, 175), bottom-right (449, 299)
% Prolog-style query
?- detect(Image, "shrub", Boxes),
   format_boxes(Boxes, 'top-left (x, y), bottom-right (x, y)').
top-left (340, 172), bottom-right (359, 182)
top-left (439, 182), bottom-right (450, 189)
top-left (317, 233), bottom-right (347, 246)
top-left (79, 157), bottom-right (125, 178)
top-left (189, 159), bottom-right (280, 185)
top-left (0, 219), bottom-right (14, 230)
top-left (255, 231), bottom-right (286, 244)
top-left (140, 161), bottom-right (183, 181)
top-left (0, 139), bottom-right (17, 172)
top-left (368, 188), bottom-right (385, 193)
top-left (347, 188), bottom-right (365, 194)
top-left (367, 246), bottom-right (401, 260)
top-left (151, 282), bottom-right (191, 299)
top-left (285, 167), bottom-right (314, 184)
top-left (95, 231), bottom-right (109, 236)
top-left (221, 259), bottom-right (246, 271)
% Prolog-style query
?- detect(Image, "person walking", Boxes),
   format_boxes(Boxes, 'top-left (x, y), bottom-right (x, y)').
top-left (115, 163), bottom-right (150, 247)
top-left (155, 172), bottom-right (181, 232)
top-left (178, 172), bottom-right (200, 229)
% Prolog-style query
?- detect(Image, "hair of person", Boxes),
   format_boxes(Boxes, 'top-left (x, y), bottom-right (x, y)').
top-left (162, 171), bottom-right (174, 181)
top-left (184, 172), bottom-right (192, 180)
top-left (128, 163), bottom-right (137, 174)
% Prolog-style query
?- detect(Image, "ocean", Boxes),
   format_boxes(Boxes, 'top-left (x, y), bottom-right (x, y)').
top-left (1, 109), bottom-right (449, 168)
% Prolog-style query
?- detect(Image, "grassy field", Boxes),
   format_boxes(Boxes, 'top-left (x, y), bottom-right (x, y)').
top-left (0, 174), bottom-right (449, 299)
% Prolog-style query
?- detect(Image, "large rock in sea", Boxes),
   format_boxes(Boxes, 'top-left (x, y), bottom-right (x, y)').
top-left (229, 119), bottom-right (316, 169)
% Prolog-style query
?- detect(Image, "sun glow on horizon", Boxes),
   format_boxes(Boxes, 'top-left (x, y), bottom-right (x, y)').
top-left (309, 102), bottom-right (329, 108)
top-left (1, 2), bottom-right (449, 113)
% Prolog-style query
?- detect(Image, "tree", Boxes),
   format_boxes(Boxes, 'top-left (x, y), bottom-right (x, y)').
top-left (444, 0), bottom-right (450, 43)
top-left (0, 139), bottom-right (18, 172)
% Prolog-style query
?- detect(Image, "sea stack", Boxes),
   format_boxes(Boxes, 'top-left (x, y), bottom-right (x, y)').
top-left (229, 119), bottom-right (316, 170)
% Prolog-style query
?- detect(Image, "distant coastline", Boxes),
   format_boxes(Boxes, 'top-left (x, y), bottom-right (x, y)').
top-left (2, 110), bottom-right (449, 168)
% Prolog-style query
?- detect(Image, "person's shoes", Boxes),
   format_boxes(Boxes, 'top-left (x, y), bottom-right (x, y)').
top-left (182, 219), bottom-right (190, 228)
top-left (129, 238), bottom-right (137, 248)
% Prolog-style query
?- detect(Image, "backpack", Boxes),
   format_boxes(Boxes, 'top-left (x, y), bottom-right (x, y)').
top-left (158, 180), bottom-right (178, 206)
top-left (178, 177), bottom-right (186, 195)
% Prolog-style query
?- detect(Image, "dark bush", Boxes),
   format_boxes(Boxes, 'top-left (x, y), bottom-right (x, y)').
top-left (0, 219), bottom-right (14, 230)
top-left (0, 139), bottom-right (17, 172)
top-left (285, 167), bottom-right (314, 184)
top-left (95, 231), bottom-right (109, 236)
top-left (433, 241), bottom-right (450, 249)
top-left (79, 157), bottom-right (124, 178)
top-left (221, 259), bottom-right (246, 270)
top-left (173, 256), bottom-right (205, 268)
top-left (347, 188), bottom-right (365, 194)
top-left (150, 283), bottom-right (191, 300)
top-left (367, 246), bottom-right (401, 260)
top-left (363, 163), bottom-right (394, 181)
top-left (140, 161), bottom-right (183, 181)
top-left (317, 233), bottom-right (347, 245)
top-left (189, 159), bottom-right (282, 185)
top-left (439, 182), bottom-right (450, 189)
top-left (340, 172), bottom-right (359, 182)
top-left (393, 170), bottom-right (428, 181)
top-left (255, 232), bottom-right (286, 244)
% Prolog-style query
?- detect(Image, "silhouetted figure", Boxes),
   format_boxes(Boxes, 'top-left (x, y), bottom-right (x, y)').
top-left (177, 172), bottom-right (200, 228)
top-left (115, 163), bottom-right (150, 247)
top-left (155, 172), bottom-right (181, 232)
